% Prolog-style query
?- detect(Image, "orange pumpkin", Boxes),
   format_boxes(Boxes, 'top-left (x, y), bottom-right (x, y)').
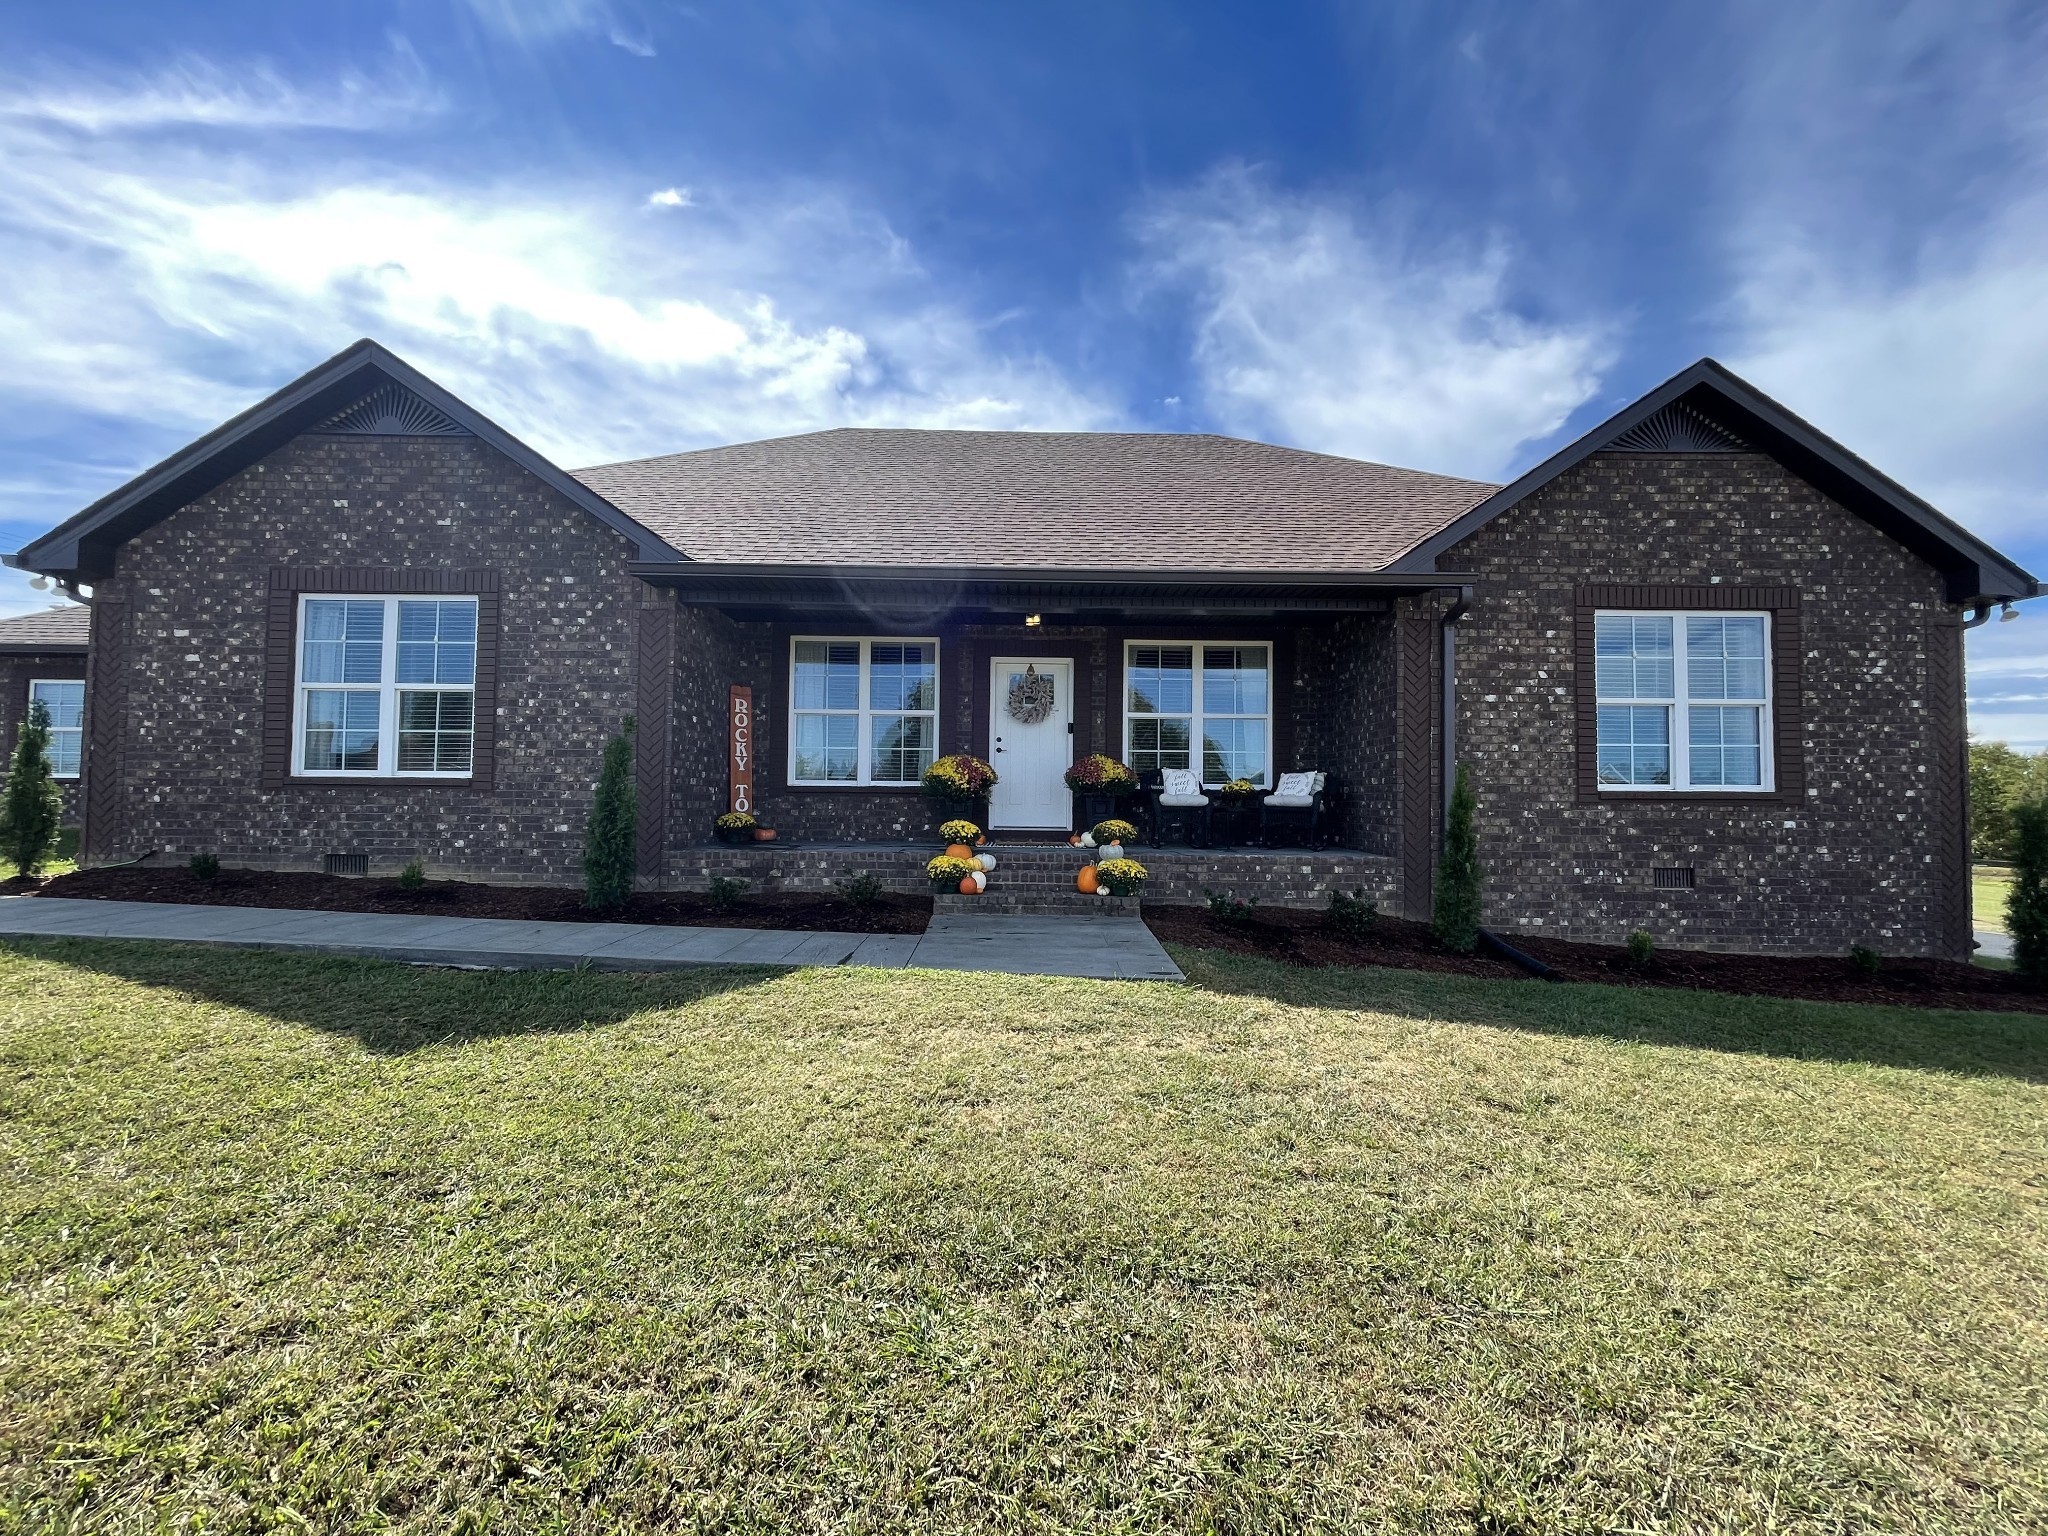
top-left (958, 875), bottom-right (980, 895)
top-left (945, 842), bottom-right (974, 860)
top-left (1075, 863), bottom-right (1099, 894)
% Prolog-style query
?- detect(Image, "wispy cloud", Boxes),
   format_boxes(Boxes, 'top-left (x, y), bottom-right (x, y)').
top-left (460, 0), bottom-right (658, 57)
top-left (0, 46), bottom-right (441, 132)
top-left (1131, 165), bottom-right (1612, 478)
top-left (0, 58), bottom-right (1116, 482)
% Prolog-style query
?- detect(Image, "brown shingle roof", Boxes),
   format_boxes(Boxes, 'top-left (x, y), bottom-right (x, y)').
top-left (0, 605), bottom-right (89, 649)
top-left (572, 428), bottom-right (1497, 571)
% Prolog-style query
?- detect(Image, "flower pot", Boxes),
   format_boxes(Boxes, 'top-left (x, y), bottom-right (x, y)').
top-left (715, 828), bottom-right (752, 846)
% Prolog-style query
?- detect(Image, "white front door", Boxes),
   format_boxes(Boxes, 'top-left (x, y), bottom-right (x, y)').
top-left (988, 657), bottom-right (1073, 829)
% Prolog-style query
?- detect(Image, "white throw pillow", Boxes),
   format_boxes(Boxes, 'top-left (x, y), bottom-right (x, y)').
top-left (1275, 771), bottom-right (1317, 799)
top-left (1162, 768), bottom-right (1202, 798)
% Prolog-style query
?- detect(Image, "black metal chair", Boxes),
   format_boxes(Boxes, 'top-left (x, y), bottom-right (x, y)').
top-left (1258, 771), bottom-right (1335, 850)
top-left (1140, 768), bottom-right (1212, 848)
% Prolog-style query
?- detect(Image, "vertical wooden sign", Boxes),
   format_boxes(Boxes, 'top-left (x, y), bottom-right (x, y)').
top-left (728, 685), bottom-right (754, 814)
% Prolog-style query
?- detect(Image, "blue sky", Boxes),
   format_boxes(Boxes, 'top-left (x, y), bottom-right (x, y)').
top-left (2, 0), bottom-right (2043, 743)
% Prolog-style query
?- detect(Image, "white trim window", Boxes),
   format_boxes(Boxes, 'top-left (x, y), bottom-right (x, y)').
top-left (1595, 611), bottom-right (1772, 790)
top-left (28, 679), bottom-right (84, 779)
top-left (788, 638), bottom-right (937, 785)
top-left (1124, 641), bottom-right (1272, 787)
top-left (292, 596), bottom-right (477, 777)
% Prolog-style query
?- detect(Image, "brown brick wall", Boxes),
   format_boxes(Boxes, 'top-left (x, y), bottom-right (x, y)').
top-left (90, 434), bottom-right (645, 882)
top-left (1446, 450), bottom-right (1968, 958)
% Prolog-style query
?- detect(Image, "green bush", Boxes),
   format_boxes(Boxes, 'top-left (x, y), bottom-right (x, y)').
top-left (583, 717), bottom-right (637, 910)
top-left (1849, 943), bottom-right (1881, 977)
top-left (1325, 887), bottom-right (1376, 938)
top-left (188, 853), bottom-right (220, 881)
top-left (398, 859), bottom-right (426, 891)
top-left (1625, 929), bottom-right (1655, 967)
top-left (1205, 889), bottom-right (1259, 925)
top-left (2010, 801), bottom-right (2048, 984)
top-left (838, 871), bottom-right (886, 909)
top-left (0, 699), bottom-right (64, 879)
top-left (1969, 741), bottom-right (2048, 862)
top-left (707, 875), bottom-right (747, 912)
top-left (1431, 763), bottom-right (1482, 954)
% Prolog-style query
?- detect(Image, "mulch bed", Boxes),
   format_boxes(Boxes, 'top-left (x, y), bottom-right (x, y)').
top-left (23, 866), bottom-right (931, 935)
top-left (1144, 903), bottom-right (2048, 1015)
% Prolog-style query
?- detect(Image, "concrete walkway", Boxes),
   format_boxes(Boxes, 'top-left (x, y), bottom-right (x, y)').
top-left (1976, 928), bottom-right (2013, 960)
top-left (0, 897), bottom-right (1184, 981)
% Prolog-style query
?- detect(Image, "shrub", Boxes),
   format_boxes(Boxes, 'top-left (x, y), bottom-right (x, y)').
top-left (0, 699), bottom-right (64, 879)
top-left (714, 811), bottom-right (756, 833)
top-left (1849, 943), bottom-right (1881, 977)
top-left (925, 854), bottom-right (979, 888)
top-left (1970, 741), bottom-right (2048, 862)
top-left (1091, 818), bottom-right (1138, 847)
top-left (1063, 754), bottom-right (1138, 795)
top-left (1094, 858), bottom-right (1147, 897)
top-left (1625, 929), bottom-right (1655, 967)
top-left (1431, 763), bottom-right (1482, 954)
top-left (398, 859), bottom-right (426, 891)
top-left (1325, 887), bottom-right (1376, 938)
top-left (2010, 801), bottom-right (2048, 984)
top-left (1205, 889), bottom-right (1259, 925)
top-left (838, 871), bottom-right (885, 909)
top-left (188, 853), bottom-right (220, 882)
top-left (583, 717), bottom-right (637, 910)
top-left (707, 874), bottom-right (747, 912)
top-left (938, 819), bottom-right (981, 844)
top-left (922, 755), bottom-right (997, 803)
top-left (1214, 777), bottom-right (1259, 801)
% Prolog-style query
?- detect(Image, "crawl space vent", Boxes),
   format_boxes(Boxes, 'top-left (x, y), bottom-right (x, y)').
top-left (324, 852), bottom-right (370, 878)
top-left (1651, 866), bottom-right (1696, 890)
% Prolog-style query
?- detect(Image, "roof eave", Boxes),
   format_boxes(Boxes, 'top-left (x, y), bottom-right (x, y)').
top-left (13, 340), bottom-right (686, 583)
top-left (1385, 359), bottom-right (2039, 605)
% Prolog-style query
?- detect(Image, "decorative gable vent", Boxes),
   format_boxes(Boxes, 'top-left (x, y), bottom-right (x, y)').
top-left (314, 383), bottom-right (472, 437)
top-left (1609, 401), bottom-right (1747, 453)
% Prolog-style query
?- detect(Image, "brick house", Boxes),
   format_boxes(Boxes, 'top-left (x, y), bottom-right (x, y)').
top-left (8, 340), bottom-right (2036, 957)
top-left (0, 606), bottom-right (90, 824)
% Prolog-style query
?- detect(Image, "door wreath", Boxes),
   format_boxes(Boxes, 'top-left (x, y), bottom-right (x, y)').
top-left (1006, 664), bottom-right (1056, 725)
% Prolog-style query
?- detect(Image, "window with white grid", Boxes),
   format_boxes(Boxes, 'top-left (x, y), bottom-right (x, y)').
top-left (1594, 612), bottom-right (1771, 791)
top-left (292, 596), bottom-right (476, 777)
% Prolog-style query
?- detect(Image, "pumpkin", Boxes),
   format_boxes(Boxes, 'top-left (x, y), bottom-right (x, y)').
top-left (958, 875), bottom-right (980, 895)
top-left (971, 870), bottom-right (987, 892)
top-left (975, 854), bottom-right (997, 872)
top-left (945, 842), bottom-right (974, 860)
top-left (1068, 834), bottom-right (1082, 846)
top-left (1075, 863), bottom-right (1099, 894)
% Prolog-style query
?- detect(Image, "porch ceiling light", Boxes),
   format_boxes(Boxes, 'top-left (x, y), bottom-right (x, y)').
top-left (1024, 613), bottom-right (1042, 626)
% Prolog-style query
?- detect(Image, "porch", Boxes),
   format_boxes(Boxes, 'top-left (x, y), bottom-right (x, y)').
top-left (678, 838), bottom-right (1399, 911)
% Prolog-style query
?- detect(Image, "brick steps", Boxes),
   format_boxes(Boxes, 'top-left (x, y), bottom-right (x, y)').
top-left (936, 892), bottom-right (1141, 917)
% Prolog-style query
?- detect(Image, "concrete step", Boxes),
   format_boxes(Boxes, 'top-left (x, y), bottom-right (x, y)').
top-left (936, 892), bottom-right (1141, 917)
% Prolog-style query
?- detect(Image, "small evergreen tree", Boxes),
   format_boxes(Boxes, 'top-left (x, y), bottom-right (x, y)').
top-left (0, 700), bottom-right (65, 879)
top-left (583, 716), bottom-right (637, 910)
top-left (2009, 800), bottom-right (2048, 984)
top-left (1432, 762), bottom-right (1482, 954)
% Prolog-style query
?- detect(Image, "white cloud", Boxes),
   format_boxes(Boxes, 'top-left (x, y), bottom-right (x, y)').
top-left (646, 186), bottom-right (692, 209)
top-left (1131, 166), bottom-right (1612, 478)
top-left (0, 60), bottom-right (1116, 481)
top-left (1968, 618), bottom-right (2048, 752)
top-left (460, 0), bottom-right (657, 57)
top-left (0, 47), bottom-right (440, 132)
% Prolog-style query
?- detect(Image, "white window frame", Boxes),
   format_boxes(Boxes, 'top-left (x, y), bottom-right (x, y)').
top-left (1595, 609), bottom-right (1774, 793)
top-left (290, 594), bottom-right (479, 779)
top-left (27, 678), bottom-right (85, 780)
top-left (1123, 640), bottom-right (1275, 788)
top-left (786, 636), bottom-right (940, 787)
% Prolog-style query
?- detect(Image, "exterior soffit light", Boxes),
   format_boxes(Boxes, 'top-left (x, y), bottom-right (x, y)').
top-left (2000, 603), bottom-right (2019, 622)
top-left (1024, 613), bottom-right (1042, 626)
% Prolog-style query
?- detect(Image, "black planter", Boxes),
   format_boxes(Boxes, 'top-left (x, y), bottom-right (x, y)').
top-left (715, 828), bottom-right (753, 846)
top-left (929, 796), bottom-right (988, 835)
top-left (1073, 789), bottom-right (1140, 834)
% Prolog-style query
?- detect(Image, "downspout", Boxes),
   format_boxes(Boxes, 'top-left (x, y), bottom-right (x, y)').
top-left (1961, 601), bottom-right (1995, 630)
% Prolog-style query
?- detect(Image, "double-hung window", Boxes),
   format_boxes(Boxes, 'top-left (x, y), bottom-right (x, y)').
top-left (1595, 612), bottom-right (1771, 790)
top-left (294, 596), bottom-right (477, 777)
top-left (788, 638), bottom-right (937, 785)
top-left (28, 679), bottom-right (84, 779)
top-left (1124, 642), bottom-right (1272, 787)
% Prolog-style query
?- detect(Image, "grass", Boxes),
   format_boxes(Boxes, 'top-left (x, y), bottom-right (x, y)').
top-left (1976, 864), bottom-right (2016, 934)
top-left (1, 941), bottom-right (2044, 1532)
top-left (0, 826), bottom-right (78, 883)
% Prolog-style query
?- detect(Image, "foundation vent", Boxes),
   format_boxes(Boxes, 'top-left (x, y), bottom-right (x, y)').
top-left (1651, 865), bottom-right (1696, 890)
top-left (324, 852), bottom-right (369, 877)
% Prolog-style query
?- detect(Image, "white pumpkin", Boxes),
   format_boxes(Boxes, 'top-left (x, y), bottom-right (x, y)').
top-left (1079, 831), bottom-right (1096, 848)
top-left (970, 869), bottom-right (987, 892)
top-left (1098, 843), bottom-right (1122, 860)
top-left (975, 853), bottom-right (997, 872)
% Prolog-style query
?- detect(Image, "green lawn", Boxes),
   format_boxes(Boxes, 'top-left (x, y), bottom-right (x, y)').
top-left (2, 941), bottom-right (2044, 1532)
top-left (1976, 864), bottom-right (2015, 934)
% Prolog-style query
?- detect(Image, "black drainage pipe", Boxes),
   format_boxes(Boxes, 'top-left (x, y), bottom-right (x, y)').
top-left (1479, 926), bottom-right (1559, 980)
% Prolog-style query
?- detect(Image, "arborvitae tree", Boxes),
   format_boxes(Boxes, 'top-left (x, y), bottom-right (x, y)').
top-left (583, 716), bottom-right (637, 910)
top-left (0, 699), bottom-right (64, 879)
top-left (2009, 800), bottom-right (2048, 984)
top-left (1432, 762), bottom-right (1482, 954)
